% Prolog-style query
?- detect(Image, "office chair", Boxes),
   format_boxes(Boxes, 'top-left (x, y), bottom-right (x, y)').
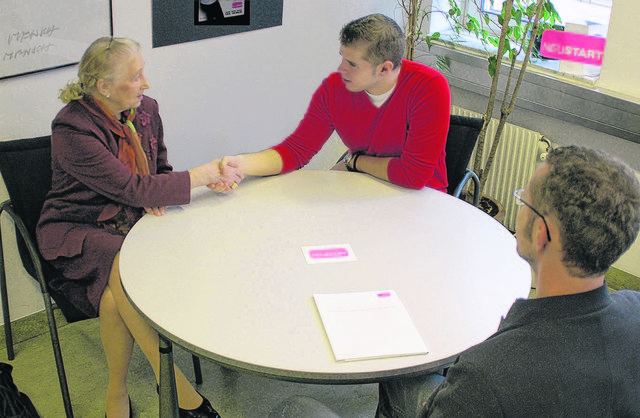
top-left (335, 115), bottom-right (483, 206)
top-left (445, 115), bottom-right (483, 207)
top-left (0, 136), bottom-right (202, 417)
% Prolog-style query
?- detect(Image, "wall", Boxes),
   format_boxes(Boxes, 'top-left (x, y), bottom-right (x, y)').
top-left (599, 0), bottom-right (640, 98)
top-left (0, 0), bottom-right (395, 324)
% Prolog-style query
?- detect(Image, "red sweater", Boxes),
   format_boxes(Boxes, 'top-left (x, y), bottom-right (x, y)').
top-left (272, 59), bottom-right (450, 190)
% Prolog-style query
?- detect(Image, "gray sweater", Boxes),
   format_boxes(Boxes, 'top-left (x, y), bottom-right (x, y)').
top-left (424, 284), bottom-right (640, 417)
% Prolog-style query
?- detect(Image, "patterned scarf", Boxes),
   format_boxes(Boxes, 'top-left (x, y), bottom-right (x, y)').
top-left (80, 96), bottom-right (150, 235)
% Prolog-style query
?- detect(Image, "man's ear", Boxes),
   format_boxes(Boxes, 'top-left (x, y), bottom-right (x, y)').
top-left (378, 60), bottom-right (394, 75)
top-left (535, 218), bottom-right (551, 251)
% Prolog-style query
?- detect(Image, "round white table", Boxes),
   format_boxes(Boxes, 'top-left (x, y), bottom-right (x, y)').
top-left (119, 170), bottom-right (531, 415)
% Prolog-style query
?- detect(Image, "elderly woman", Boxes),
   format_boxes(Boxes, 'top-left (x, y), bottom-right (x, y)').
top-left (36, 37), bottom-right (240, 417)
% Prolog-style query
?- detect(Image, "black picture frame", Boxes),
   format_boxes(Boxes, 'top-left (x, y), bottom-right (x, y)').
top-left (152, 0), bottom-right (283, 48)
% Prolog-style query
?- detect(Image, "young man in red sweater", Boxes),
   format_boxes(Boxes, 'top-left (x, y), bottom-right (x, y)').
top-left (223, 13), bottom-right (451, 191)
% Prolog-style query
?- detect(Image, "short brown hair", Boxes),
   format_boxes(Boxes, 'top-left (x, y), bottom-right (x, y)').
top-left (530, 146), bottom-right (640, 277)
top-left (339, 14), bottom-right (405, 68)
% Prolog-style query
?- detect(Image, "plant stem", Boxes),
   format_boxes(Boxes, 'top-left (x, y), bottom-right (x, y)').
top-left (474, 0), bottom-right (514, 186)
top-left (405, 0), bottom-right (422, 60)
top-left (479, 0), bottom-right (546, 190)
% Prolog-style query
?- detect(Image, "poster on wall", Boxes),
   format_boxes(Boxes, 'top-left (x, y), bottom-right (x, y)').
top-left (197, 0), bottom-right (250, 25)
top-left (153, 0), bottom-right (283, 48)
top-left (0, 0), bottom-right (112, 80)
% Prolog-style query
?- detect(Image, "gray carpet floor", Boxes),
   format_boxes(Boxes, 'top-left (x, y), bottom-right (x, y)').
top-left (1, 314), bottom-right (377, 417)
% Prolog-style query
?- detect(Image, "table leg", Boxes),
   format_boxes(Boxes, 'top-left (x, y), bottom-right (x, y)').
top-left (159, 335), bottom-right (179, 418)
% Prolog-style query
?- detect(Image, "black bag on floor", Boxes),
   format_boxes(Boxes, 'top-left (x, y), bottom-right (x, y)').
top-left (0, 362), bottom-right (40, 418)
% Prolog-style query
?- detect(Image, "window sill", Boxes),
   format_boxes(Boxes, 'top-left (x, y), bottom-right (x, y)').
top-left (418, 42), bottom-right (640, 144)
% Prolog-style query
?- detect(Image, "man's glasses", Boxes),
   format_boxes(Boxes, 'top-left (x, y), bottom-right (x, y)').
top-left (513, 188), bottom-right (551, 242)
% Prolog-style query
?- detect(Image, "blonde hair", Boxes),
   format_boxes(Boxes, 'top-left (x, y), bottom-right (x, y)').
top-left (59, 37), bottom-right (141, 103)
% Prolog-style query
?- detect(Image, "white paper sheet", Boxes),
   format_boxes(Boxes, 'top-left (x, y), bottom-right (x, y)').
top-left (314, 290), bottom-right (428, 361)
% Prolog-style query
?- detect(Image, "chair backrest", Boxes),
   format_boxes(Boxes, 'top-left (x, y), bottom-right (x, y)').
top-left (0, 136), bottom-right (53, 277)
top-left (0, 136), bottom-right (53, 240)
top-left (445, 115), bottom-right (483, 196)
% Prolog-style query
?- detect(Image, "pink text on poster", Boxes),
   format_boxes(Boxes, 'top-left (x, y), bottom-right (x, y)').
top-left (540, 30), bottom-right (606, 66)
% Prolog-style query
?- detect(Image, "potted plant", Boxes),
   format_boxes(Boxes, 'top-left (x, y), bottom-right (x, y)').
top-left (400, 0), bottom-right (560, 205)
top-left (400, 0), bottom-right (450, 71)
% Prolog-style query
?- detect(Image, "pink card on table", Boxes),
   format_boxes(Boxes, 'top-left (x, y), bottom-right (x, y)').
top-left (302, 244), bottom-right (357, 264)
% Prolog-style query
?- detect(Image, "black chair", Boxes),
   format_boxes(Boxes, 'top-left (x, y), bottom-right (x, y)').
top-left (335, 115), bottom-right (483, 206)
top-left (445, 115), bottom-right (483, 207)
top-left (0, 136), bottom-right (202, 417)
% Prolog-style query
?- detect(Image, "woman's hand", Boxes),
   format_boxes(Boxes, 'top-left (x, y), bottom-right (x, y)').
top-left (144, 206), bottom-right (166, 216)
top-left (189, 157), bottom-right (244, 192)
top-left (206, 157), bottom-right (244, 193)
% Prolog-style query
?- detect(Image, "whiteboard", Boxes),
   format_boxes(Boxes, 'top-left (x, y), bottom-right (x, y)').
top-left (0, 0), bottom-right (112, 79)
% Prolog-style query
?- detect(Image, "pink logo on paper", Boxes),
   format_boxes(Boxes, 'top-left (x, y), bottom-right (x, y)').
top-left (232, 2), bottom-right (243, 8)
top-left (540, 30), bottom-right (606, 66)
top-left (310, 247), bottom-right (349, 259)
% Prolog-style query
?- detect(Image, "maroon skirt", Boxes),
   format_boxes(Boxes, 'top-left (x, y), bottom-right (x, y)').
top-left (48, 227), bottom-right (125, 320)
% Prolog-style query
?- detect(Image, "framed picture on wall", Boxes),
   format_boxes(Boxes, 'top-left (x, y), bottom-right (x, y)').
top-left (0, 0), bottom-right (113, 80)
top-left (153, 0), bottom-right (283, 48)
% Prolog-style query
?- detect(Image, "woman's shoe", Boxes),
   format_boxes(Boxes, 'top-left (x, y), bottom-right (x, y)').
top-left (155, 385), bottom-right (220, 417)
top-left (178, 394), bottom-right (221, 418)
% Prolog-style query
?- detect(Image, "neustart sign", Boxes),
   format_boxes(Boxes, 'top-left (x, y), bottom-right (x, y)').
top-left (540, 30), bottom-right (606, 66)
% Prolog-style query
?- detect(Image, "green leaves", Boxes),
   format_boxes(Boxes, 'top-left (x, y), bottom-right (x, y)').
top-left (424, 32), bottom-right (441, 49)
top-left (488, 55), bottom-right (498, 78)
top-left (435, 55), bottom-right (451, 73)
top-left (402, 0), bottom-right (561, 76)
top-left (466, 16), bottom-right (481, 37)
top-left (443, 0), bottom-right (561, 69)
top-left (448, 0), bottom-right (462, 17)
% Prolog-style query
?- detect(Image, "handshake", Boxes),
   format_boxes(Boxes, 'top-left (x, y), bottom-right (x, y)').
top-left (147, 156), bottom-right (245, 217)
top-left (201, 156), bottom-right (245, 193)
top-left (193, 149), bottom-right (280, 192)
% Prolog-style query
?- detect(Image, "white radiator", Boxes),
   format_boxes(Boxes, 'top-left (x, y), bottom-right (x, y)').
top-left (451, 106), bottom-right (550, 232)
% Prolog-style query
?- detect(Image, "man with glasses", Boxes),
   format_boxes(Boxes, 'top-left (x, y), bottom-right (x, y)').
top-left (374, 145), bottom-right (640, 417)
top-left (404, 145), bottom-right (640, 417)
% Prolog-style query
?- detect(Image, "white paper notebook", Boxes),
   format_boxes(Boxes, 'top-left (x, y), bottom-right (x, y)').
top-left (314, 290), bottom-right (428, 361)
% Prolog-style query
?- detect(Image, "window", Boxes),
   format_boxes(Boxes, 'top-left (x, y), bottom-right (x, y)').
top-left (427, 0), bottom-right (612, 80)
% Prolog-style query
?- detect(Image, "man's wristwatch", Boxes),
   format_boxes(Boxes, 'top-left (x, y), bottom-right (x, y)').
top-left (343, 152), bottom-right (359, 172)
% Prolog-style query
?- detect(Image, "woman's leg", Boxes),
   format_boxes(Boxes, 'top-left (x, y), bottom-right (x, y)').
top-left (100, 285), bottom-right (135, 417)
top-left (105, 253), bottom-right (204, 410)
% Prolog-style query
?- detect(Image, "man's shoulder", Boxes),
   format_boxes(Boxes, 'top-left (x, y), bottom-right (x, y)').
top-left (398, 60), bottom-right (449, 94)
top-left (608, 289), bottom-right (640, 320)
top-left (610, 288), bottom-right (640, 301)
top-left (401, 59), bottom-right (445, 78)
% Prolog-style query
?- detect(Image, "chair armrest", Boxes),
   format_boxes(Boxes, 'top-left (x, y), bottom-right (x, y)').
top-left (453, 169), bottom-right (481, 207)
top-left (0, 200), bottom-right (49, 293)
